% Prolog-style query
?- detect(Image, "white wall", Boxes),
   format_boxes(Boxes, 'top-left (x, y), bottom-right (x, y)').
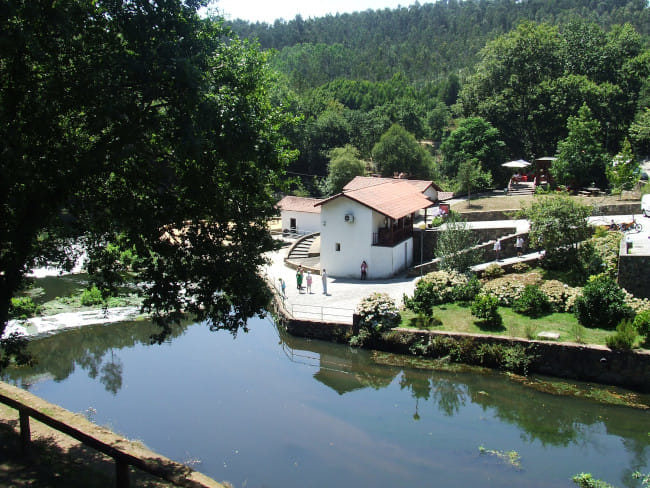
top-left (281, 210), bottom-right (321, 235)
top-left (320, 196), bottom-right (414, 279)
top-left (320, 198), bottom-right (373, 278)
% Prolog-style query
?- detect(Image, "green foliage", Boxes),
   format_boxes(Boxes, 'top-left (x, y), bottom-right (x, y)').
top-left (572, 473), bottom-right (616, 488)
top-left (633, 310), bottom-right (650, 338)
top-left (355, 292), bottom-right (401, 334)
top-left (512, 285), bottom-right (552, 318)
top-left (471, 294), bottom-right (502, 328)
top-left (511, 262), bottom-right (530, 273)
top-left (435, 214), bottom-right (480, 273)
top-left (80, 286), bottom-right (104, 307)
top-left (0, 1), bottom-right (292, 355)
top-left (371, 124), bottom-right (433, 179)
top-left (519, 196), bottom-right (592, 270)
top-left (483, 263), bottom-right (505, 279)
top-left (574, 276), bottom-right (634, 329)
top-left (629, 108), bottom-right (650, 156)
top-left (607, 139), bottom-right (639, 198)
top-left (455, 158), bottom-right (493, 201)
top-left (404, 270), bottom-right (476, 314)
top-left (323, 145), bottom-right (365, 195)
top-left (552, 104), bottom-right (609, 188)
top-left (605, 319), bottom-right (637, 350)
top-left (8, 297), bottom-right (40, 320)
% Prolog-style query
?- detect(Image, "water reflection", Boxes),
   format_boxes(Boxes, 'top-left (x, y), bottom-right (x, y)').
top-left (2, 317), bottom-right (649, 487)
top-left (3, 320), bottom-right (190, 393)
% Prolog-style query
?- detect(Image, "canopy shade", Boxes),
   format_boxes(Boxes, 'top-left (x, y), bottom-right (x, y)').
top-left (502, 159), bottom-right (530, 168)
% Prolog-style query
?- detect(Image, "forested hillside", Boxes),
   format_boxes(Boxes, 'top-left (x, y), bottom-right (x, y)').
top-left (226, 0), bottom-right (650, 195)
top-left (229, 0), bottom-right (649, 87)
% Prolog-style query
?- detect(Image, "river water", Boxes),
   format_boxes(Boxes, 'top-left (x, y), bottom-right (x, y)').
top-left (2, 316), bottom-right (649, 488)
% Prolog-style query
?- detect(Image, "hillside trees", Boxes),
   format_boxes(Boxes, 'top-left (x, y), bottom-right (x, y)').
top-left (458, 20), bottom-right (648, 159)
top-left (1, 1), bottom-right (293, 360)
top-left (552, 104), bottom-right (609, 187)
top-left (323, 145), bottom-right (366, 195)
top-left (440, 117), bottom-right (507, 186)
top-left (372, 124), bottom-right (434, 179)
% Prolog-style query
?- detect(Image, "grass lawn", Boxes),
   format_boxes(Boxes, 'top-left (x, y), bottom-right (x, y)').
top-left (399, 303), bottom-right (647, 349)
top-left (450, 192), bottom-right (642, 213)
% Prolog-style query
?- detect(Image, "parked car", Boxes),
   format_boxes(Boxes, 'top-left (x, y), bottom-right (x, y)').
top-left (642, 194), bottom-right (650, 217)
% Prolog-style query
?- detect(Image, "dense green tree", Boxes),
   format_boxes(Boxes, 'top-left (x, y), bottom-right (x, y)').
top-left (435, 214), bottom-right (480, 273)
top-left (607, 138), bottom-right (639, 198)
top-left (323, 145), bottom-right (366, 195)
top-left (371, 124), bottom-right (433, 179)
top-left (519, 196), bottom-right (592, 270)
top-left (456, 159), bottom-right (493, 203)
top-left (440, 117), bottom-right (507, 184)
top-left (629, 108), bottom-right (650, 157)
top-left (1, 1), bottom-right (293, 361)
top-left (552, 104), bottom-right (609, 188)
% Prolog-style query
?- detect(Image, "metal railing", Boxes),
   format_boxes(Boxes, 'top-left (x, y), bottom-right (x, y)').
top-left (290, 303), bottom-right (354, 324)
top-left (0, 384), bottom-right (217, 488)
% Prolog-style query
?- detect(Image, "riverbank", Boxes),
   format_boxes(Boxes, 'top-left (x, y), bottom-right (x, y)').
top-left (0, 381), bottom-right (225, 488)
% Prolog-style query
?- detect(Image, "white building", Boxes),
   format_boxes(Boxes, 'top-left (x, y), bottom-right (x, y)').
top-left (276, 196), bottom-right (322, 235)
top-left (316, 177), bottom-right (435, 279)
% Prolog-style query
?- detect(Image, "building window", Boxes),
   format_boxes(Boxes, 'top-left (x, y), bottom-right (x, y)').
top-left (335, 243), bottom-right (341, 252)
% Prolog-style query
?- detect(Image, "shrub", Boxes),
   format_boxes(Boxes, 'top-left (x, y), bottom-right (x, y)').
top-left (511, 262), bottom-right (530, 273)
top-left (404, 270), bottom-right (471, 313)
top-left (482, 263), bottom-right (504, 279)
top-left (9, 297), bottom-right (40, 320)
top-left (605, 320), bottom-right (637, 350)
top-left (633, 310), bottom-right (650, 339)
top-left (452, 275), bottom-right (482, 303)
top-left (471, 294), bottom-right (502, 327)
top-left (355, 292), bottom-right (400, 334)
top-left (482, 272), bottom-right (543, 306)
top-left (574, 276), bottom-right (634, 329)
top-left (540, 280), bottom-right (580, 313)
top-left (512, 285), bottom-right (551, 317)
top-left (80, 285), bottom-right (104, 306)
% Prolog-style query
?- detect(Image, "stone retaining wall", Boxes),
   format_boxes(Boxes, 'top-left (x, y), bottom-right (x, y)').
top-left (456, 202), bottom-right (641, 222)
top-left (618, 251), bottom-right (650, 299)
top-left (267, 274), bottom-right (650, 392)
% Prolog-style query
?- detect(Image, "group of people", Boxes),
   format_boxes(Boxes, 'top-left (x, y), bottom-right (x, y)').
top-left (493, 236), bottom-right (525, 261)
top-left (279, 265), bottom-right (328, 297)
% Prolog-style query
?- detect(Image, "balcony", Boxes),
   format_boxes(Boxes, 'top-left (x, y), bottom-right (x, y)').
top-left (372, 226), bottom-right (413, 247)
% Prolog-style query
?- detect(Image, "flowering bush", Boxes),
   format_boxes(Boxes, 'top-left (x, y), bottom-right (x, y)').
top-left (539, 280), bottom-right (580, 313)
top-left (356, 292), bottom-right (401, 333)
top-left (403, 270), bottom-right (473, 313)
top-left (482, 272), bottom-right (543, 306)
top-left (482, 263), bottom-right (504, 279)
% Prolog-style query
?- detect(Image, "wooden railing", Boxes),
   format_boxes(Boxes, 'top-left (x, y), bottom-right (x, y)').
top-left (0, 381), bottom-right (222, 488)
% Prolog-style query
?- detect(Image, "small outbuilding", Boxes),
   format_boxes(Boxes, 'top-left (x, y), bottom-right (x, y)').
top-left (276, 196), bottom-right (322, 235)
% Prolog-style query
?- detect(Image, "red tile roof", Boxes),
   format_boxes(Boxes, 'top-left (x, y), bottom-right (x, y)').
top-left (343, 176), bottom-right (442, 192)
top-left (276, 196), bottom-right (322, 213)
top-left (318, 180), bottom-right (433, 220)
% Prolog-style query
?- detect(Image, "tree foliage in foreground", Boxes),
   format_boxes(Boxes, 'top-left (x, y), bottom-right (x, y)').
top-left (519, 196), bottom-right (592, 270)
top-left (0, 1), bottom-right (293, 362)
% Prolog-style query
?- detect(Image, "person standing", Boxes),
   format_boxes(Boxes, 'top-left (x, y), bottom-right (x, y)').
top-left (306, 271), bottom-right (313, 293)
top-left (279, 278), bottom-right (286, 298)
top-left (360, 260), bottom-right (368, 280)
top-left (515, 236), bottom-right (524, 257)
top-left (493, 239), bottom-right (501, 261)
top-left (296, 266), bottom-right (304, 292)
top-left (321, 269), bottom-right (328, 295)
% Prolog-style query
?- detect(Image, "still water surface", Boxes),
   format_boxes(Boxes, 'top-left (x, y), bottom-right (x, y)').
top-left (3, 317), bottom-right (649, 488)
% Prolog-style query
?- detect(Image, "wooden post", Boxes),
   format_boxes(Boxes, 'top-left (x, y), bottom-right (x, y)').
top-left (19, 408), bottom-right (31, 454)
top-left (116, 458), bottom-right (130, 488)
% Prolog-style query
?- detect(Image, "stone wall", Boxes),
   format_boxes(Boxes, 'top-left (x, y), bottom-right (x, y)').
top-left (381, 329), bottom-right (650, 393)
top-left (412, 226), bottom-right (517, 265)
top-left (456, 202), bottom-right (641, 223)
top-left (618, 252), bottom-right (650, 299)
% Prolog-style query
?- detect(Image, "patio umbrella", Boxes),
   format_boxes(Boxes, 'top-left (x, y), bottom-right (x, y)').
top-left (535, 156), bottom-right (557, 162)
top-left (501, 159), bottom-right (530, 168)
